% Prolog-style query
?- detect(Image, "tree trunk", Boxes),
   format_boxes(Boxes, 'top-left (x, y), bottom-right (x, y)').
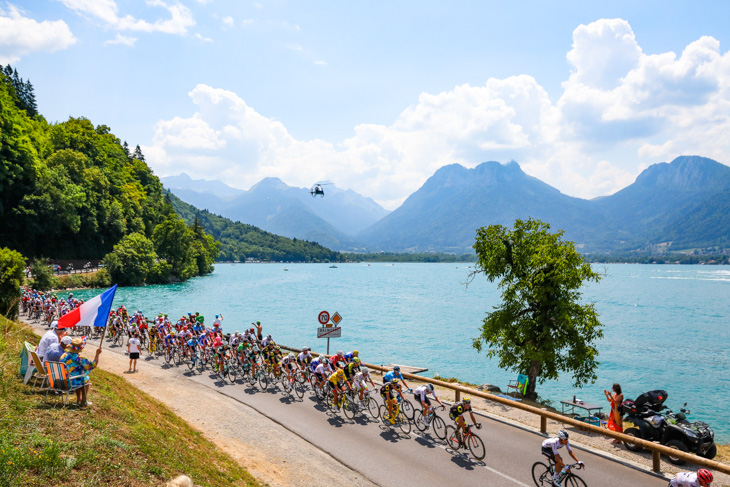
top-left (526, 359), bottom-right (541, 400)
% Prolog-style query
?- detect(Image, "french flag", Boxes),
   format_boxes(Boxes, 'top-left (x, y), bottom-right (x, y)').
top-left (58, 285), bottom-right (118, 329)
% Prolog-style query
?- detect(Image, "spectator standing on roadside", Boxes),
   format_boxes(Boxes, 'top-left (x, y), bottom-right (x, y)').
top-left (128, 332), bottom-right (141, 372)
top-left (253, 321), bottom-right (263, 341)
top-left (604, 383), bottom-right (624, 444)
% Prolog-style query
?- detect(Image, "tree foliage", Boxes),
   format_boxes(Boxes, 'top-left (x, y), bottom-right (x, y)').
top-left (0, 247), bottom-right (25, 319)
top-left (29, 257), bottom-right (54, 291)
top-left (471, 218), bottom-right (604, 398)
top-left (102, 233), bottom-right (157, 286)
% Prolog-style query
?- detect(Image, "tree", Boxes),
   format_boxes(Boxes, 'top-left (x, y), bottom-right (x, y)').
top-left (133, 144), bottom-right (145, 162)
top-left (102, 233), bottom-right (157, 286)
top-left (152, 217), bottom-right (196, 280)
top-left (470, 218), bottom-right (604, 399)
top-left (29, 257), bottom-right (55, 291)
top-left (0, 247), bottom-right (26, 319)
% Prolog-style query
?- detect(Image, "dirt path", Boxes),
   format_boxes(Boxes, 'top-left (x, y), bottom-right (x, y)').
top-left (24, 319), bottom-right (377, 487)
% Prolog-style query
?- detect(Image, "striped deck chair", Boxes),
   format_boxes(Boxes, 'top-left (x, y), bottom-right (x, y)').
top-left (43, 361), bottom-right (86, 407)
top-left (28, 350), bottom-right (49, 390)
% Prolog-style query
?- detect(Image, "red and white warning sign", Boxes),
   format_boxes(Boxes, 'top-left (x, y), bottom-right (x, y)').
top-left (318, 310), bottom-right (330, 325)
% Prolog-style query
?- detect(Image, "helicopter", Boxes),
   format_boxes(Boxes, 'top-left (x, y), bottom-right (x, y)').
top-left (310, 182), bottom-right (333, 197)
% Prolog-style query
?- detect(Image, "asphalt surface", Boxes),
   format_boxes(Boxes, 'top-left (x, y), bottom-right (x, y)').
top-left (33, 322), bottom-right (669, 487)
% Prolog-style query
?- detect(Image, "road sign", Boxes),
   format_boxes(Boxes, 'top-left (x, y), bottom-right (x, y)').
top-left (318, 310), bottom-right (330, 325)
top-left (317, 327), bottom-right (341, 338)
top-left (331, 312), bottom-right (342, 325)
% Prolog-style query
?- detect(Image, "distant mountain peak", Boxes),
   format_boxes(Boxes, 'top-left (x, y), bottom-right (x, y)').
top-left (249, 177), bottom-right (290, 192)
top-left (635, 155), bottom-right (730, 192)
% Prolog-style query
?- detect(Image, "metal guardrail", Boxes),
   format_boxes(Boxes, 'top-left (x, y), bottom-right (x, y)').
top-left (280, 345), bottom-right (729, 475)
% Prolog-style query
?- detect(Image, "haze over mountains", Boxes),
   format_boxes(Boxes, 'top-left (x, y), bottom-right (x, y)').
top-left (163, 155), bottom-right (730, 255)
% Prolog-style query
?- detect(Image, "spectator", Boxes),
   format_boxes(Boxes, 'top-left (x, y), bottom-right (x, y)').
top-left (128, 332), bottom-right (141, 373)
top-left (59, 337), bottom-right (102, 407)
top-left (44, 336), bottom-right (73, 363)
top-left (604, 383), bottom-right (624, 443)
top-left (253, 321), bottom-right (263, 341)
top-left (36, 322), bottom-right (67, 363)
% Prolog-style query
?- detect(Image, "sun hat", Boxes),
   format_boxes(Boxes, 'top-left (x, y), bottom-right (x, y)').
top-left (68, 337), bottom-right (86, 353)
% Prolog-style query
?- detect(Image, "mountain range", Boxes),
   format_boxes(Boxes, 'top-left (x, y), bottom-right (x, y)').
top-left (163, 155), bottom-right (730, 255)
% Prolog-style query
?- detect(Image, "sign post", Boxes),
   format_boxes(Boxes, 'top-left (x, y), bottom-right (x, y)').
top-left (317, 310), bottom-right (342, 355)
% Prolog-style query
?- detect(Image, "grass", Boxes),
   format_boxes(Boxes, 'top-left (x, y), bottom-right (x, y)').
top-left (0, 315), bottom-right (265, 487)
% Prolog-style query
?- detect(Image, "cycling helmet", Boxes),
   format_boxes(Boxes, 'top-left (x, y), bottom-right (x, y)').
top-left (463, 396), bottom-right (471, 404)
top-left (352, 357), bottom-right (361, 364)
top-left (288, 353), bottom-right (295, 359)
top-left (275, 346), bottom-right (281, 352)
top-left (337, 350), bottom-right (344, 356)
top-left (302, 346), bottom-right (309, 352)
top-left (427, 383), bottom-right (435, 392)
top-left (267, 334), bottom-right (272, 339)
top-left (352, 350), bottom-right (359, 355)
top-left (393, 365), bottom-right (401, 372)
top-left (697, 469), bottom-right (713, 483)
top-left (362, 367), bottom-right (369, 375)
top-left (558, 430), bottom-right (569, 440)
top-left (391, 378), bottom-right (399, 385)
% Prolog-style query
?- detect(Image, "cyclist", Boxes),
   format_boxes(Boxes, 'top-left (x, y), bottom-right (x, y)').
top-left (342, 357), bottom-right (361, 385)
top-left (327, 367), bottom-right (352, 410)
top-left (329, 350), bottom-right (346, 369)
top-left (380, 378), bottom-right (406, 424)
top-left (669, 469), bottom-right (714, 487)
top-left (297, 347), bottom-right (313, 370)
top-left (413, 383), bottom-right (444, 423)
top-left (352, 367), bottom-right (376, 406)
top-left (343, 350), bottom-right (359, 363)
top-left (541, 430), bottom-right (583, 487)
top-left (449, 397), bottom-right (481, 444)
top-left (383, 365), bottom-right (412, 392)
top-left (314, 355), bottom-right (333, 389)
top-left (279, 353), bottom-right (297, 384)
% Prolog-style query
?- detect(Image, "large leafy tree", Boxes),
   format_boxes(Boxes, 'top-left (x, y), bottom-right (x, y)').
top-left (0, 247), bottom-right (25, 319)
top-left (471, 218), bottom-right (604, 398)
top-left (102, 233), bottom-right (157, 286)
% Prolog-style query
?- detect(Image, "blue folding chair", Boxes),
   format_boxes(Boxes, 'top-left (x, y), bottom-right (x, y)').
top-left (507, 374), bottom-right (529, 396)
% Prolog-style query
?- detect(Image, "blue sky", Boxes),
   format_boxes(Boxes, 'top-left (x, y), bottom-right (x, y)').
top-left (3, 1), bottom-right (730, 209)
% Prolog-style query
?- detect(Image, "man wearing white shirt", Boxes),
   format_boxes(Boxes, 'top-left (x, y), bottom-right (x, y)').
top-left (36, 322), bottom-right (67, 363)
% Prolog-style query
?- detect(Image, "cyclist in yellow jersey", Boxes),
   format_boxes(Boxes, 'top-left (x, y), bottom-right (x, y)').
top-left (328, 368), bottom-right (351, 410)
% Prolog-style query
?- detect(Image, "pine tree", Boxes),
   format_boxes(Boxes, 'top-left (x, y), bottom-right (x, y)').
top-left (133, 145), bottom-right (146, 162)
top-left (23, 80), bottom-right (37, 116)
top-left (123, 141), bottom-right (131, 159)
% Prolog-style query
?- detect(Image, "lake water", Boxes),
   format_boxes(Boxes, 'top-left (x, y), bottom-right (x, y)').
top-left (72, 263), bottom-right (730, 442)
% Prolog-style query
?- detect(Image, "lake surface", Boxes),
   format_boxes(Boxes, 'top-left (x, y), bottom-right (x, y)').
top-left (72, 263), bottom-right (730, 442)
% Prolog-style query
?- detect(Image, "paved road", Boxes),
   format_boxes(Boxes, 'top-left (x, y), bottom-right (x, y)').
top-left (34, 322), bottom-right (668, 487)
top-left (172, 362), bottom-right (666, 487)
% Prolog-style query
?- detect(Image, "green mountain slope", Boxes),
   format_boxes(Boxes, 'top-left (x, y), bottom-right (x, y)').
top-left (167, 191), bottom-right (339, 262)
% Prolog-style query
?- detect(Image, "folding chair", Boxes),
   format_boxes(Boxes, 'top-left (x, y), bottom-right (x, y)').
top-left (506, 373), bottom-right (529, 396)
top-left (43, 362), bottom-right (86, 407)
top-left (27, 350), bottom-right (49, 390)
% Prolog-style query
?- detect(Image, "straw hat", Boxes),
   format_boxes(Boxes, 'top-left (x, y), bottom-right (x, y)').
top-left (68, 337), bottom-right (86, 353)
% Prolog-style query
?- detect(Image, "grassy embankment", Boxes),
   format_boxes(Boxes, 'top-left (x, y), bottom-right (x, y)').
top-left (0, 316), bottom-right (264, 487)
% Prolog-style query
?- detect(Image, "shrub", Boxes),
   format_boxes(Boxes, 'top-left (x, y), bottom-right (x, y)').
top-left (0, 248), bottom-right (25, 319)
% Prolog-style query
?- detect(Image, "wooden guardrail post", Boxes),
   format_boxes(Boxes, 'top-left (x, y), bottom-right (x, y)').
top-left (540, 415), bottom-right (547, 433)
top-left (455, 390), bottom-right (460, 402)
top-left (652, 451), bottom-right (661, 473)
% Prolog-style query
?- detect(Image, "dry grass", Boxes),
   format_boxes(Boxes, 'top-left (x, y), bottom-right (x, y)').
top-left (0, 316), bottom-right (265, 487)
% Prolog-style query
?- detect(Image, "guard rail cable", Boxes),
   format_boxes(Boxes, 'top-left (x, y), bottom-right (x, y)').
top-left (280, 345), bottom-right (730, 475)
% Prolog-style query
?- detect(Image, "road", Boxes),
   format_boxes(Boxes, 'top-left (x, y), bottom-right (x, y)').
top-left (31, 321), bottom-right (668, 486)
top-left (174, 362), bottom-right (666, 486)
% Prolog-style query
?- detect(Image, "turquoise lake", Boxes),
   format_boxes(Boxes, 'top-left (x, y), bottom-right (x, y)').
top-left (72, 263), bottom-right (730, 442)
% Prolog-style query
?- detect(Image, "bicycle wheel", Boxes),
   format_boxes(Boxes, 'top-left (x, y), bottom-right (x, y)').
top-left (293, 380), bottom-right (305, 399)
top-left (531, 462), bottom-right (552, 487)
top-left (295, 369), bottom-right (307, 384)
top-left (397, 411), bottom-right (411, 434)
top-left (379, 404), bottom-right (389, 423)
top-left (414, 411), bottom-right (428, 432)
top-left (257, 371), bottom-right (269, 390)
top-left (564, 474), bottom-right (587, 487)
top-left (164, 347), bottom-right (172, 364)
top-left (227, 363), bottom-right (238, 382)
top-left (343, 396), bottom-right (356, 420)
top-left (196, 354), bottom-right (205, 373)
top-left (467, 432), bottom-right (486, 460)
top-left (247, 368), bottom-right (257, 386)
top-left (445, 426), bottom-right (460, 450)
top-left (432, 415), bottom-right (447, 440)
top-left (187, 356), bottom-right (195, 370)
top-left (401, 399), bottom-right (415, 420)
top-left (175, 350), bottom-right (184, 367)
top-left (367, 396), bottom-right (380, 419)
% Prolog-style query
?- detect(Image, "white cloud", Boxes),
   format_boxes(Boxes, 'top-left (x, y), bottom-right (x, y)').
top-left (0, 4), bottom-right (76, 64)
top-left (104, 33), bottom-right (137, 46)
top-left (221, 16), bottom-right (233, 28)
top-left (59, 0), bottom-right (195, 35)
top-left (146, 18), bottom-right (730, 209)
top-left (194, 32), bottom-right (213, 42)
